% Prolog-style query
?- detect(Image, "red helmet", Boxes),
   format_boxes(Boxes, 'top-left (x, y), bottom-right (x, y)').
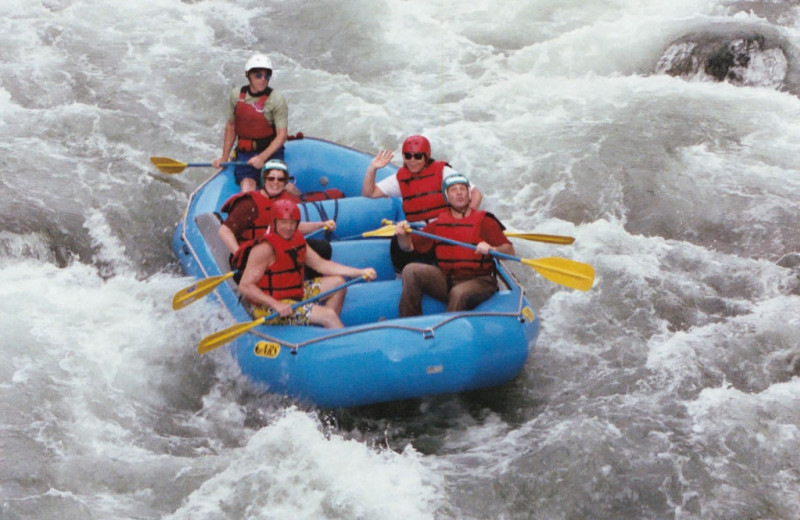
top-left (402, 135), bottom-right (431, 156)
top-left (271, 199), bottom-right (301, 225)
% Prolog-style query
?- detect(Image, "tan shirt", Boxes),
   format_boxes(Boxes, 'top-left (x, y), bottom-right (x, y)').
top-left (227, 86), bottom-right (288, 130)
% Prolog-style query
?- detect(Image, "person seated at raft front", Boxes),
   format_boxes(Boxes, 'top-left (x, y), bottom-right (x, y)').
top-left (218, 159), bottom-right (334, 278)
top-left (395, 173), bottom-right (513, 317)
top-left (211, 53), bottom-right (298, 194)
top-left (361, 135), bottom-right (483, 272)
top-left (234, 199), bottom-right (377, 329)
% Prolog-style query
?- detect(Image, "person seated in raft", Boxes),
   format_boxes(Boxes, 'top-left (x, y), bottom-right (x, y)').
top-left (361, 135), bottom-right (484, 273)
top-left (218, 159), bottom-right (335, 278)
top-left (233, 199), bottom-right (377, 329)
top-left (395, 173), bottom-right (513, 317)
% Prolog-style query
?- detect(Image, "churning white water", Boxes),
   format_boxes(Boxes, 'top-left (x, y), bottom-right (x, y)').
top-left (2, 0), bottom-right (800, 519)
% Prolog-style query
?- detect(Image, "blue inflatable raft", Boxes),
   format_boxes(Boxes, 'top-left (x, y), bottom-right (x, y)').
top-left (172, 137), bottom-right (540, 408)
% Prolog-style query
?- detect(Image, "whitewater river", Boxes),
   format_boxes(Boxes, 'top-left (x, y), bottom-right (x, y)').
top-left (2, 1), bottom-right (800, 518)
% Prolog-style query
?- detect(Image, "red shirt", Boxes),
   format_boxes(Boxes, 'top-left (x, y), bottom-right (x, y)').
top-left (222, 197), bottom-right (260, 238)
top-left (411, 212), bottom-right (510, 254)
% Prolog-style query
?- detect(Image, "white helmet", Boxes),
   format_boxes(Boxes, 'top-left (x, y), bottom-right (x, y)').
top-left (245, 54), bottom-right (273, 73)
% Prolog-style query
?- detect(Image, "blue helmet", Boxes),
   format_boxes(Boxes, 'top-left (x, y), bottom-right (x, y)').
top-left (261, 159), bottom-right (290, 184)
top-left (441, 173), bottom-right (471, 204)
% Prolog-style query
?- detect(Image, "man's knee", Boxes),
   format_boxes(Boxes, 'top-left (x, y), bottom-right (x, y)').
top-left (316, 306), bottom-right (343, 328)
top-left (401, 263), bottom-right (418, 283)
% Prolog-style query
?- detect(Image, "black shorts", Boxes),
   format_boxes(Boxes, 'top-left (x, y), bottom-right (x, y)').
top-left (389, 235), bottom-right (436, 274)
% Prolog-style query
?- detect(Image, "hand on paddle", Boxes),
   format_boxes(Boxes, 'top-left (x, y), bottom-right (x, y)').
top-left (366, 223), bottom-right (594, 291)
top-left (380, 218), bottom-right (576, 246)
top-left (272, 300), bottom-right (295, 318)
top-left (151, 156), bottom-right (247, 175)
top-left (197, 274), bottom-right (372, 354)
top-left (474, 241), bottom-right (495, 256)
top-left (211, 157), bottom-right (227, 170)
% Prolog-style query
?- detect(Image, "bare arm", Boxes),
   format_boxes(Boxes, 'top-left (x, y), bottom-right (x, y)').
top-left (218, 224), bottom-right (240, 254)
top-left (285, 182), bottom-right (302, 197)
top-left (248, 127), bottom-right (288, 171)
top-left (394, 220), bottom-right (414, 252)
top-left (298, 220), bottom-right (335, 235)
top-left (239, 243), bottom-right (286, 312)
top-left (212, 121), bottom-right (237, 169)
top-left (475, 218), bottom-right (515, 256)
top-left (476, 241), bottom-right (514, 256)
top-left (305, 248), bottom-right (377, 280)
top-left (469, 186), bottom-right (483, 210)
top-left (361, 150), bottom-right (393, 198)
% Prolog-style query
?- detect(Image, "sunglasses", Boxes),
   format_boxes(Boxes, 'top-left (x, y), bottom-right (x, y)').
top-left (403, 152), bottom-right (426, 160)
top-left (250, 71), bottom-right (271, 80)
top-left (264, 175), bottom-right (288, 183)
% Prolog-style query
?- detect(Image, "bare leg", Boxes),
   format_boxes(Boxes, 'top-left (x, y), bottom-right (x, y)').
top-left (240, 177), bottom-right (257, 192)
top-left (309, 304), bottom-right (344, 329)
top-left (317, 275), bottom-right (347, 314)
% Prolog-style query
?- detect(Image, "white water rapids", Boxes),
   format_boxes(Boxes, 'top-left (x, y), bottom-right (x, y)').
top-left (1, 1), bottom-right (799, 518)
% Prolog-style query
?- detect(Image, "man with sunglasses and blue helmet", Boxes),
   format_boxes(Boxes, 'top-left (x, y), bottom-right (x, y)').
top-left (212, 53), bottom-right (290, 193)
top-left (361, 135), bottom-right (484, 272)
top-left (394, 173), bottom-right (512, 317)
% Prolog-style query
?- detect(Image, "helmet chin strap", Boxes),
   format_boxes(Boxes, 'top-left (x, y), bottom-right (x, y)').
top-left (449, 199), bottom-right (471, 217)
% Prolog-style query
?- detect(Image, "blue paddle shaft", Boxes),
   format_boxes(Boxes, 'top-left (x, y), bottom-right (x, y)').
top-left (257, 275), bottom-right (366, 322)
top-left (186, 161), bottom-right (248, 168)
top-left (410, 228), bottom-right (519, 264)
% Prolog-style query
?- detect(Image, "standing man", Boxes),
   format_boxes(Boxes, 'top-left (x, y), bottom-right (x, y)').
top-left (395, 174), bottom-right (513, 317)
top-left (361, 135), bottom-right (483, 272)
top-left (213, 53), bottom-right (289, 192)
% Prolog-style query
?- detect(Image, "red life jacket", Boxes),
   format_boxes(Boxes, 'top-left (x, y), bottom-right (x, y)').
top-left (432, 210), bottom-right (495, 278)
top-left (234, 86), bottom-right (276, 151)
top-left (221, 190), bottom-right (300, 243)
top-left (232, 228), bottom-right (307, 302)
top-left (397, 160), bottom-right (449, 222)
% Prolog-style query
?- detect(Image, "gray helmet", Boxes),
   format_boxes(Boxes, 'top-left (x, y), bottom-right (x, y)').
top-left (441, 173), bottom-right (471, 204)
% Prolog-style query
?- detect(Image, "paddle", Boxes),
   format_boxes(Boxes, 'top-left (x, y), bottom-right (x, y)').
top-left (503, 231), bottom-right (575, 245)
top-left (377, 219), bottom-right (575, 245)
top-left (171, 227), bottom-right (331, 310)
top-left (172, 272), bottom-right (235, 310)
top-left (303, 225), bottom-right (327, 239)
top-left (370, 224), bottom-right (594, 291)
top-left (150, 156), bottom-right (248, 174)
top-left (197, 275), bottom-right (368, 354)
top-left (339, 223), bottom-right (397, 241)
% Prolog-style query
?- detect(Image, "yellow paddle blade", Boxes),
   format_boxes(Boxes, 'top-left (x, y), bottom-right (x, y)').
top-left (172, 272), bottom-right (235, 310)
top-left (361, 224), bottom-right (397, 238)
top-left (520, 257), bottom-right (595, 291)
top-left (150, 156), bottom-right (188, 174)
top-left (504, 232), bottom-right (575, 245)
top-left (197, 316), bottom-right (266, 354)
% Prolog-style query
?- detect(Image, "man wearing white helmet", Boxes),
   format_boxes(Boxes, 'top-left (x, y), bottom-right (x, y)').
top-left (212, 53), bottom-right (290, 193)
